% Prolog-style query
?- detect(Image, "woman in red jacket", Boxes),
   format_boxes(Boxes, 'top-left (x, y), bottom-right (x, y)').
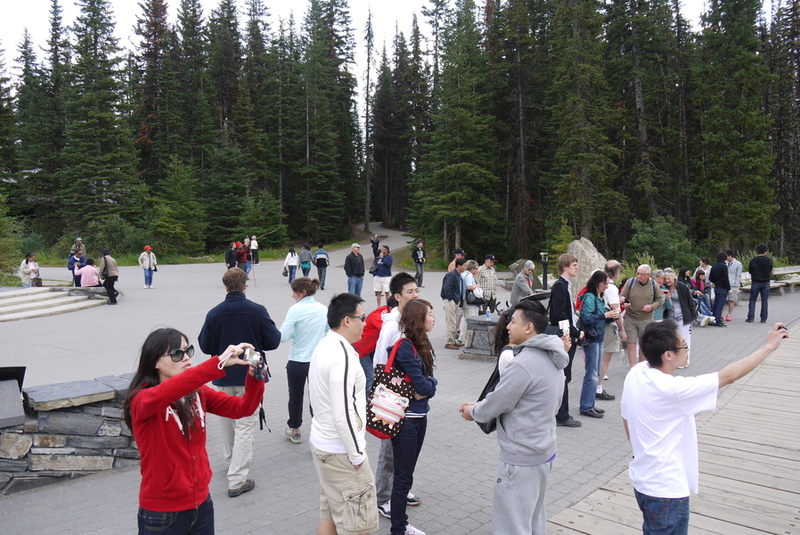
top-left (123, 328), bottom-right (265, 535)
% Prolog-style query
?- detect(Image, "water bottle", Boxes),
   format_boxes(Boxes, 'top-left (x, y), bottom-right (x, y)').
top-left (485, 309), bottom-right (491, 319)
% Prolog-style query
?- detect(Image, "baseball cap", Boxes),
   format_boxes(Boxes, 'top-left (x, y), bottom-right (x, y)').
top-left (485, 254), bottom-right (496, 262)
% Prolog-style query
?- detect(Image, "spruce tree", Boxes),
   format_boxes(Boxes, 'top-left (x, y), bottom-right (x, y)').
top-left (414, 0), bottom-right (502, 256)
top-left (692, 0), bottom-right (777, 247)
top-left (547, 0), bottom-right (620, 241)
top-left (767, 0), bottom-right (800, 256)
top-left (0, 45), bottom-right (16, 188)
top-left (150, 156), bottom-right (207, 254)
top-left (57, 0), bottom-right (141, 233)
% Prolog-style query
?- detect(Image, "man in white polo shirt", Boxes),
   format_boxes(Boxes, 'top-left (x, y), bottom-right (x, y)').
top-left (621, 319), bottom-right (788, 535)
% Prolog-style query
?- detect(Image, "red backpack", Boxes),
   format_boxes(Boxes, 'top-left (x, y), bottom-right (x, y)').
top-left (575, 286), bottom-right (589, 311)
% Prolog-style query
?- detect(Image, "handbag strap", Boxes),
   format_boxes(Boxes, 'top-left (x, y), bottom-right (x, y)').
top-left (385, 337), bottom-right (416, 372)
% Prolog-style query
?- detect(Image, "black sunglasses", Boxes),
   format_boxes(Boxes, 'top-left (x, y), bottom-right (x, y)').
top-left (166, 345), bottom-right (195, 362)
top-left (347, 314), bottom-right (367, 322)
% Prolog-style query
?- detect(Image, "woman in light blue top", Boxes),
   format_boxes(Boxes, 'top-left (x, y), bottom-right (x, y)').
top-left (280, 277), bottom-right (328, 444)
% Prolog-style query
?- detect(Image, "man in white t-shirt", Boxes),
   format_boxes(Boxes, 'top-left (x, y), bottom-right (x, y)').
top-left (621, 319), bottom-right (788, 535)
top-left (597, 260), bottom-right (625, 400)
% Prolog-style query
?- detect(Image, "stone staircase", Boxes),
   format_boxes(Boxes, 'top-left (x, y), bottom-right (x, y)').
top-left (0, 287), bottom-right (107, 323)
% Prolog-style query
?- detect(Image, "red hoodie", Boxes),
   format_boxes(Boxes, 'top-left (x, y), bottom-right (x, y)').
top-left (130, 356), bottom-right (265, 512)
top-left (353, 305), bottom-right (389, 358)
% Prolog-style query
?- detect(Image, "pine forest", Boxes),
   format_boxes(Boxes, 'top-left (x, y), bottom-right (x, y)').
top-left (0, 0), bottom-right (799, 266)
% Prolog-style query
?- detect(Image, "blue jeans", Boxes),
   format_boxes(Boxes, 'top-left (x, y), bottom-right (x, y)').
top-left (712, 288), bottom-right (727, 324)
top-left (317, 266), bottom-right (327, 288)
top-left (747, 282), bottom-right (769, 322)
top-left (360, 351), bottom-right (374, 397)
top-left (390, 417), bottom-right (427, 535)
top-left (138, 495), bottom-right (214, 534)
top-left (287, 265), bottom-right (297, 282)
top-left (301, 263), bottom-right (311, 277)
top-left (143, 269), bottom-right (153, 287)
top-left (347, 276), bottom-right (363, 296)
top-left (579, 341), bottom-right (602, 412)
top-left (694, 297), bottom-right (712, 317)
top-left (634, 489), bottom-right (689, 535)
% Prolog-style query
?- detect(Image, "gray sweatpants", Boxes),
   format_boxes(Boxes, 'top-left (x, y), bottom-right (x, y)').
top-left (492, 459), bottom-right (551, 535)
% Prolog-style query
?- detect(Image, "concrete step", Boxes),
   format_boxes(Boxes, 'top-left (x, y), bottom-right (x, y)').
top-left (0, 298), bottom-right (107, 323)
top-left (0, 291), bottom-right (72, 308)
top-left (0, 295), bottom-right (91, 316)
top-left (0, 287), bottom-right (52, 302)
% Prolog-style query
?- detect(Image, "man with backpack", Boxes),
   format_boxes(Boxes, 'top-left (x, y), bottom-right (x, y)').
top-left (620, 265), bottom-right (664, 367)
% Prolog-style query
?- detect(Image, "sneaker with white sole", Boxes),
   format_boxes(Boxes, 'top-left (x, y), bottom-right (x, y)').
top-left (285, 428), bottom-right (301, 444)
top-left (406, 492), bottom-right (421, 506)
top-left (378, 501), bottom-right (390, 518)
top-left (404, 524), bottom-right (426, 535)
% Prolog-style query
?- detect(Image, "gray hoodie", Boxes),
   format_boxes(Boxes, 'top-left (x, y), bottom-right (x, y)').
top-left (470, 334), bottom-right (568, 466)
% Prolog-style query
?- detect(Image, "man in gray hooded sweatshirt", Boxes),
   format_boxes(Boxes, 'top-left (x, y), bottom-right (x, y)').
top-left (460, 301), bottom-right (569, 535)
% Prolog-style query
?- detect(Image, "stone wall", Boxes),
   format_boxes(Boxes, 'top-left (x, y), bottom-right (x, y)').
top-left (0, 375), bottom-right (138, 494)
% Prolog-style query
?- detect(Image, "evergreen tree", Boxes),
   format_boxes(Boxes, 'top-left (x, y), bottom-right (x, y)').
top-left (767, 0), bottom-right (800, 256)
top-left (207, 0), bottom-right (241, 139)
top-left (17, 0), bottom-right (72, 239)
top-left (547, 0), bottom-right (621, 241)
top-left (692, 0), bottom-right (777, 247)
top-left (273, 18), bottom-right (306, 227)
top-left (176, 0), bottom-right (215, 169)
top-left (56, 0), bottom-right (141, 232)
top-left (151, 156), bottom-right (207, 254)
top-left (0, 45), bottom-right (16, 186)
top-left (134, 0), bottom-right (184, 186)
top-left (414, 0), bottom-right (502, 256)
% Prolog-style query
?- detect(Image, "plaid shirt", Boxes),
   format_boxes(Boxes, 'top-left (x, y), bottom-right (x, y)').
top-left (476, 264), bottom-right (498, 299)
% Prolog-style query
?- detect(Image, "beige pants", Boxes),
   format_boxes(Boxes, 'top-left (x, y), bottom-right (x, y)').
top-left (217, 385), bottom-right (260, 490)
top-left (444, 300), bottom-right (463, 345)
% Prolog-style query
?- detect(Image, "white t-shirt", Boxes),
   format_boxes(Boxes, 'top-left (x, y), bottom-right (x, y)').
top-left (497, 347), bottom-right (514, 375)
top-left (604, 280), bottom-right (620, 306)
top-left (621, 362), bottom-right (718, 498)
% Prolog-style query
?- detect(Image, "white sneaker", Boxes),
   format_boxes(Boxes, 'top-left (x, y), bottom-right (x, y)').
top-left (700, 316), bottom-right (712, 327)
top-left (378, 501), bottom-right (390, 518)
top-left (148, 285), bottom-right (153, 289)
top-left (404, 525), bottom-right (426, 535)
top-left (143, 285), bottom-right (148, 289)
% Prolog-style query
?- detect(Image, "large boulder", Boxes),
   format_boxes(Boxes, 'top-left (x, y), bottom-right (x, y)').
top-left (567, 238), bottom-right (607, 297)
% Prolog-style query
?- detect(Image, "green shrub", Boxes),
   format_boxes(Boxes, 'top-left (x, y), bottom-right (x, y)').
top-left (627, 216), bottom-right (696, 269)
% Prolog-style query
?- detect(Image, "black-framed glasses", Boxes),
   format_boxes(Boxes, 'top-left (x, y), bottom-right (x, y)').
top-left (347, 315), bottom-right (366, 322)
top-left (671, 342), bottom-right (689, 352)
top-left (165, 345), bottom-right (195, 362)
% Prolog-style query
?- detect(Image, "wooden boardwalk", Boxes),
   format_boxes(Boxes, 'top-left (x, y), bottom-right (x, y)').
top-left (548, 325), bottom-right (800, 535)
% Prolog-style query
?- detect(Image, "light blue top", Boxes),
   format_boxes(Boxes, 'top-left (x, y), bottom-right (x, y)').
top-left (280, 296), bottom-right (329, 362)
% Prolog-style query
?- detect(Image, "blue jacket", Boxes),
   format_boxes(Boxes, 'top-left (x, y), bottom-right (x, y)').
top-left (579, 292), bottom-right (613, 343)
top-left (68, 255), bottom-right (86, 271)
top-left (198, 291), bottom-right (281, 386)
top-left (440, 268), bottom-right (464, 303)
top-left (373, 254), bottom-right (392, 277)
top-left (392, 338), bottom-right (437, 415)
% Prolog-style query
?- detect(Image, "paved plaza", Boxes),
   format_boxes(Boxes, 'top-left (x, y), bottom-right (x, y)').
top-left (1, 227), bottom-right (798, 534)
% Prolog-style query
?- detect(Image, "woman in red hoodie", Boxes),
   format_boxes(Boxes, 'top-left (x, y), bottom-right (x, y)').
top-left (123, 328), bottom-right (265, 535)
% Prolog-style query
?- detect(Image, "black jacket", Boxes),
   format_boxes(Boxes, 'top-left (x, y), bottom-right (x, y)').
top-left (549, 277), bottom-right (580, 340)
top-left (344, 252), bottom-right (365, 277)
top-left (224, 248), bottom-right (237, 268)
top-left (198, 291), bottom-right (281, 386)
top-left (440, 269), bottom-right (464, 303)
top-left (664, 283), bottom-right (698, 325)
top-left (708, 262), bottom-right (730, 291)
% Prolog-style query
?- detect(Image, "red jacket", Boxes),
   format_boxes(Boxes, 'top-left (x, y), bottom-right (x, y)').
top-left (353, 305), bottom-right (389, 358)
top-left (130, 356), bottom-right (265, 512)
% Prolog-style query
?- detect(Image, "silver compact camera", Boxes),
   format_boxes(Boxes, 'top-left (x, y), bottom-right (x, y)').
top-left (243, 348), bottom-right (269, 381)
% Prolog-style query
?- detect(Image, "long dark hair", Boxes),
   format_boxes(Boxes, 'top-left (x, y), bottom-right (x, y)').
top-left (123, 328), bottom-right (197, 434)
top-left (586, 270), bottom-right (608, 296)
top-left (493, 308), bottom-right (513, 353)
top-left (399, 299), bottom-right (435, 375)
